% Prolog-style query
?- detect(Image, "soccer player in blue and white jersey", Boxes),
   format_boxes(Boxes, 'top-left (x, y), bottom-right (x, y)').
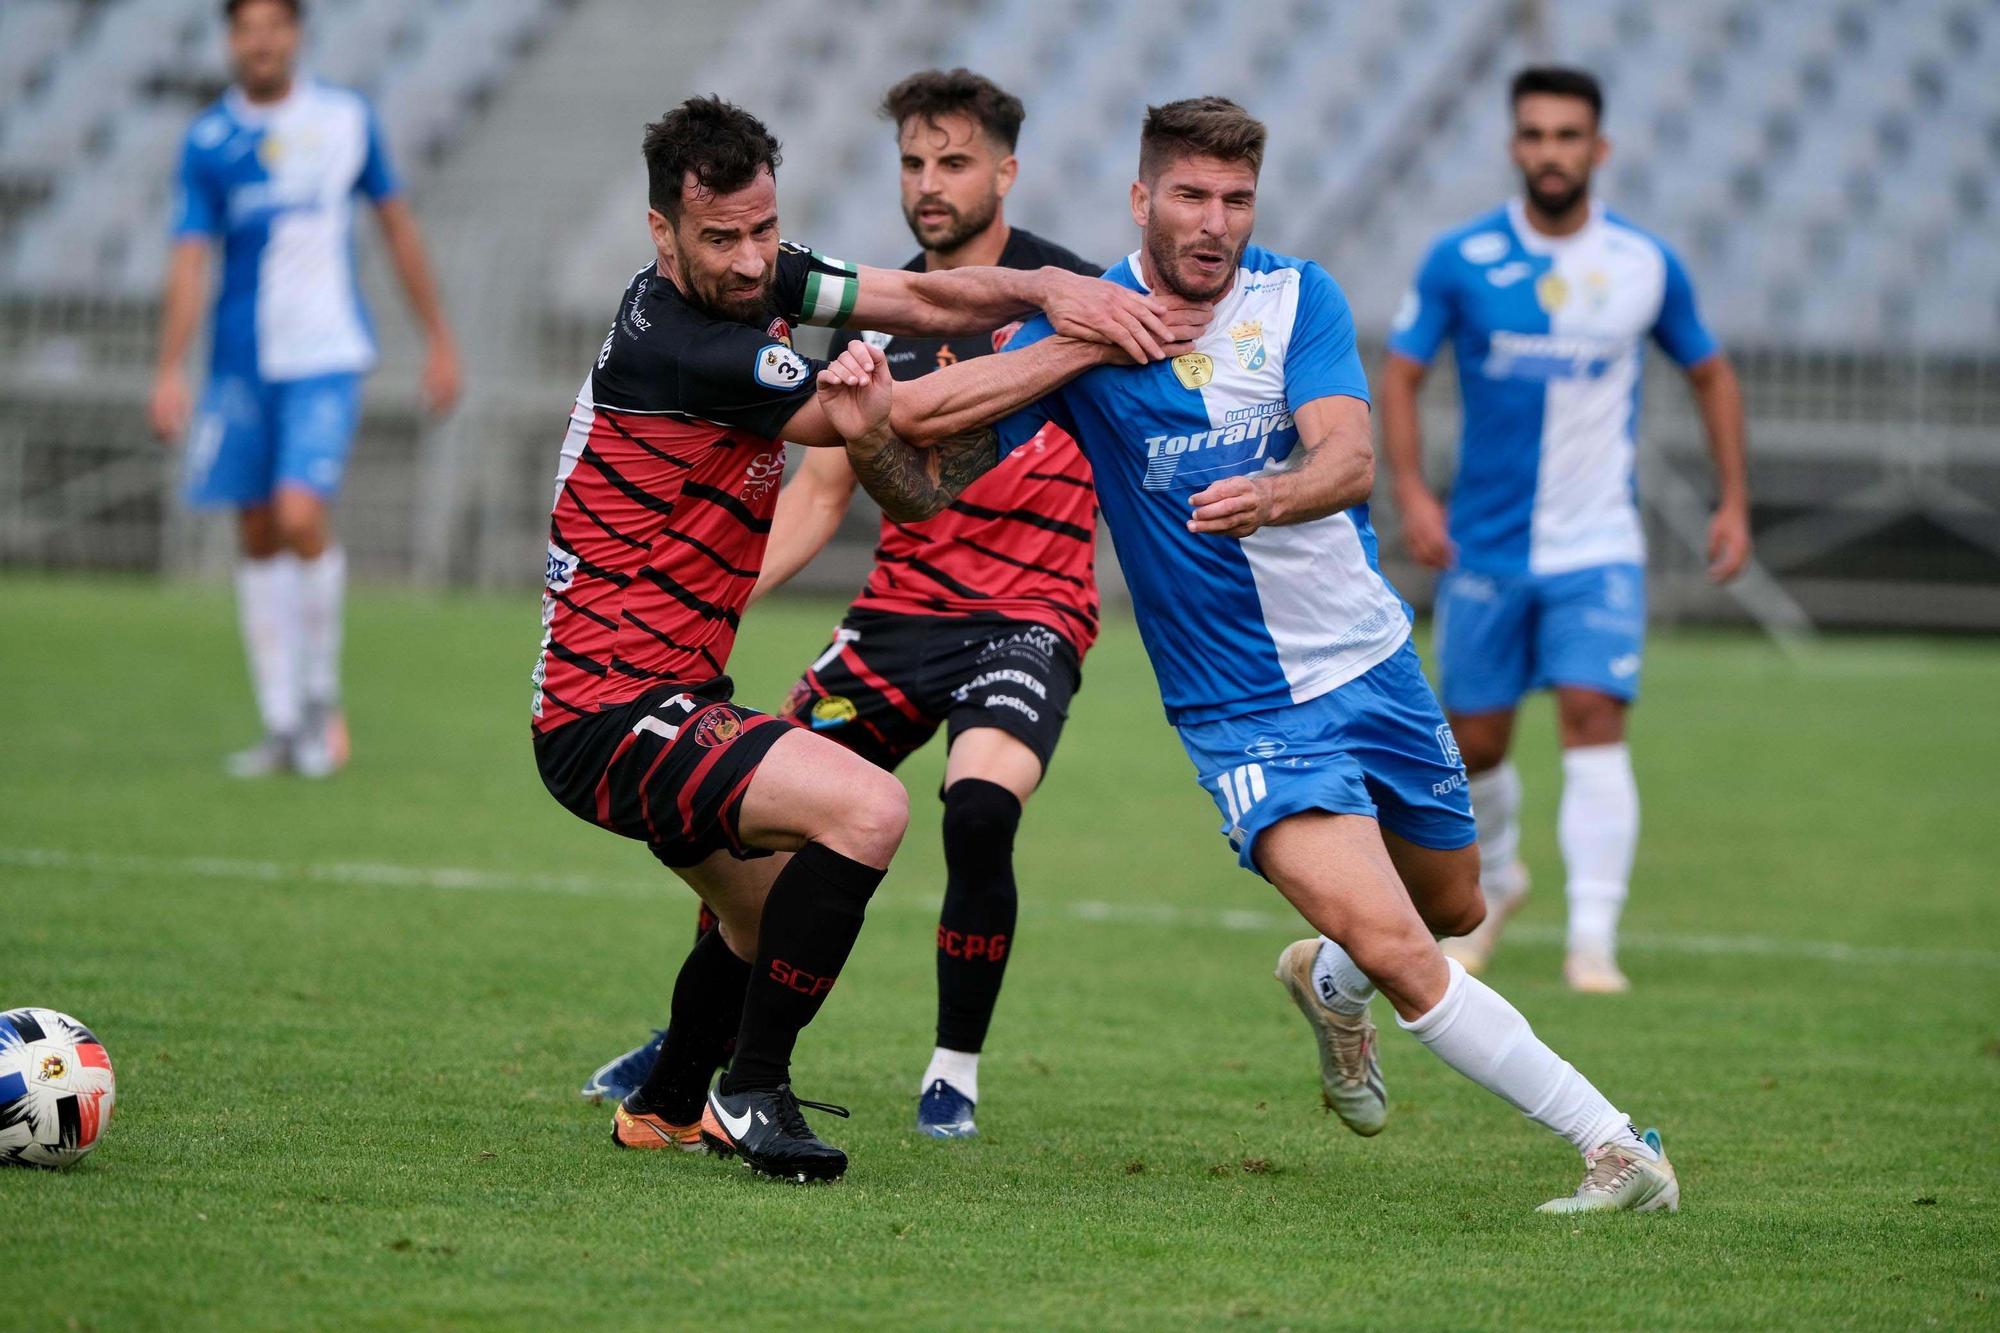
top-left (837, 97), bottom-right (1678, 1213)
top-left (148, 0), bottom-right (461, 778)
top-left (1381, 67), bottom-right (1751, 992)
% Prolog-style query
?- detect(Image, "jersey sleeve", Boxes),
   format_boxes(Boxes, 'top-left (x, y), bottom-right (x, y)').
top-left (170, 127), bottom-right (224, 239)
top-left (1651, 244), bottom-right (1719, 367)
top-left (675, 320), bottom-right (829, 439)
top-left (993, 315), bottom-right (1078, 458)
top-left (1284, 262), bottom-right (1372, 412)
top-left (774, 241), bottom-right (862, 328)
top-left (1383, 239), bottom-right (1457, 366)
top-left (356, 99), bottom-right (400, 203)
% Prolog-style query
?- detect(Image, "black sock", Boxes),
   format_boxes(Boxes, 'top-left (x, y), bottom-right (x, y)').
top-left (934, 779), bottom-right (1022, 1053)
top-left (633, 924), bottom-right (752, 1122)
top-left (718, 842), bottom-right (884, 1095)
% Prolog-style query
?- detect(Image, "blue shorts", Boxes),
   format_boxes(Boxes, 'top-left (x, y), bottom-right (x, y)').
top-left (1434, 562), bottom-right (1647, 714)
top-left (184, 371), bottom-right (364, 508)
top-left (1177, 641), bottom-right (1477, 876)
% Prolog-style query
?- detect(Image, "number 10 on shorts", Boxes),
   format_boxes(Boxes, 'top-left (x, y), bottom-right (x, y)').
top-left (1216, 762), bottom-right (1267, 848)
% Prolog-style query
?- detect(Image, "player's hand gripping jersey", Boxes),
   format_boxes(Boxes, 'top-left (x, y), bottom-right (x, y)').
top-left (997, 246), bottom-right (1407, 726)
top-left (831, 228), bottom-right (1104, 654)
top-left (1387, 199), bottom-right (1719, 576)
top-left (172, 79), bottom-right (399, 382)
top-left (531, 243), bottom-right (858, 732)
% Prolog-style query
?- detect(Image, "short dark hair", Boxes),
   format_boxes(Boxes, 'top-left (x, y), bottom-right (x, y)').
top-left (223, 0), bottom-right (301, 20)
top-left (643, 96), bottom-right (783, 221)
top-left (880, 68), bottom-right (1026, 151)
top-left (1510, 66), bottom-right (1604, 122)
top-left (1139, 97), bottom-right (1266, 182)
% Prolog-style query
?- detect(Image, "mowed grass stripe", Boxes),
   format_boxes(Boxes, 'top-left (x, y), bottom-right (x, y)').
top-left (7, 844), bottom-right (2000, 972)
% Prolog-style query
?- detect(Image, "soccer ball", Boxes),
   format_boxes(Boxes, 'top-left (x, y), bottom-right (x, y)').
top-left (0, 1008), bottom-right (116, 1168)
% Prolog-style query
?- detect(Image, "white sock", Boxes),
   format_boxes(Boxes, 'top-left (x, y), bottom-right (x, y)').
top-left (237, 555), bottom-right (303, 737)
top-left (1559, 743), bottom-right (1639, 956)
top-left (1467, 761), bottom-right (1527, 904)
top-left (1310, 936), bottom-right (1375, 1014)
top-left (297, 546), bottom-right (347, 709)
top-left (1400, 956), bottom-right (1651, 1158)
top-left (922, 1047), bottom-right (979, 1104)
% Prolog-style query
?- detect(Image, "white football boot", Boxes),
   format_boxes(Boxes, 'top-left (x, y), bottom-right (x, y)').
top-left (1274, 939), bottom-right (1386, 1136)
top-left (224, 734), bottom-right (292, 779)
top-left (293, 702), bottom-right (350, 780)
top-left (1537, 1127), bottom-right (1679, 1214)
top-left (1439, 861), bottom-right (1529, 975)
top-left (1563, 947), bottom-right (1631, 994)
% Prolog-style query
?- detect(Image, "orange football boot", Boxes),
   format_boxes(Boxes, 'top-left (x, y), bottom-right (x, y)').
top-left (611, 1098), bottom-right (706, 1152)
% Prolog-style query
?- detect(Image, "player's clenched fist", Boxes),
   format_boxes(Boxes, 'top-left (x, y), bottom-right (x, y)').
top-left (817, 340), bottom-right (893, 446)
top-left (1187, 474), bottom-right (1274, 538)
top-left (1039, 267), bottom-right (1194, 365)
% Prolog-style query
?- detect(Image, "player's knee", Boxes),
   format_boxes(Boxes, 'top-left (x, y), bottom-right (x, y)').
top-left (1457, 732), bottom-right (1510, 775)
top-left (273, 492), bottom-right (329, 557)
top-left (838, 770), bottom-right (909, 867)
top-left (1556, 693), bottom-right (1626, 748)
top-left (941, 779), bottom-right (1023, 874)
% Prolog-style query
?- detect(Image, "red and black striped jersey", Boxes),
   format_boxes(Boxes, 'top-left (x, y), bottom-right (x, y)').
top-left (831, 228), bottom-right (1103, 656)
top-left (532, 243), bottom-right (857, 733)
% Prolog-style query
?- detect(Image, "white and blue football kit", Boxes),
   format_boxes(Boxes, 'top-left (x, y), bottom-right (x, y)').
top-left (1387, 199), bottom-right (1719, 713)
top-left (173, 78), bottom-right (398, 507)
top-left (999, 247), bottom-right (1475, 873)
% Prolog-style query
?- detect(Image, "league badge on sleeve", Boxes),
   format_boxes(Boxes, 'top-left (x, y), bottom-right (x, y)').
top-left (755, 343), bottom-right (810, 391)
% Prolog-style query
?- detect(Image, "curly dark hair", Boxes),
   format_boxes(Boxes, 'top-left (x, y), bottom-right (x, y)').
top-left (881, 68), bottom-right (1026, 151)
top-left (643, 96), bottom-right (783, 222)
top-left (1138, 96), bottom-right (1266, 182)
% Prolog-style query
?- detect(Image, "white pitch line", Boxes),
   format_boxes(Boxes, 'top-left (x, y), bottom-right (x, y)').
top-left (6, 846), bottom-right (1997, 971)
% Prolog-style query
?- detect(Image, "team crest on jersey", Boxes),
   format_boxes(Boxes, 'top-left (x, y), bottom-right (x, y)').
top-left (765, 317), bottom-right (793, 347)
top-left (1171, 353), bottom-right (1214, 390)
top-left (755, 343), bottom-right (810, 390)
top-left (1535, 271), bottom-right (1570, 313)
top-left (1229, 320), bottom-right (1266, 371)
top-left (693, 712), bottom-right (743, 749)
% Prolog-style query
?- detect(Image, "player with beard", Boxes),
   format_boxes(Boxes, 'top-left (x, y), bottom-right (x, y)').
top-left (832, 97), bottom-right (1681, 1213)
top-left (534, 96), bottom-right (1201, 1182)
top-left (1381, 67), bottom-right (1750, 992)
top-left (585, 70), bottom-right (1109, 1140)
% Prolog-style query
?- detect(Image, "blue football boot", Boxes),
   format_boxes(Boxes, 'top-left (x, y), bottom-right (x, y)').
top-left (915, 1078), bottom-right (979, 1139)
top-left (580, 1030), bottom-right (665, 1103)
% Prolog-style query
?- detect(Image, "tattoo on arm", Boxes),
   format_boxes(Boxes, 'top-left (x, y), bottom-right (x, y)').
top-left (848, 426), bottom-right (999, 522)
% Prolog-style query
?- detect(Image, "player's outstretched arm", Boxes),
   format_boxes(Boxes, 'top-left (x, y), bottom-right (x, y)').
top-left (805, 342), bottom-right (995, 523)
top-left (847, 264), bottom-right (1187, 364)
top-left (1684, 353), bottom-right (1751, 582)
top-left (1187, 395), bottom-right (1375, 538)
top-left (374, 198), bottom-right (461, 415)
top-left (750, 445), bottom-right (859, 604)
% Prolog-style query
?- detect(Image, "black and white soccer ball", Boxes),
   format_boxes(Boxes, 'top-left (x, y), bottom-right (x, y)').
top-left (0, 1007), bottom-right (116, 1168)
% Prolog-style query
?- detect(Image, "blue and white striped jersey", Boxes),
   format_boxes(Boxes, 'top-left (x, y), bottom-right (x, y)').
top-left (172, 78), bottom-right (399, 382)
top-left (1387, 199), bottom-right (1718, 576)
top-left (998, 246), bottom-right (1408, 726)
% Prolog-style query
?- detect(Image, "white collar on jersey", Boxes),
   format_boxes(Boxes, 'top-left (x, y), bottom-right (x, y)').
top-left (224, 73), bottom-right (314, 125)
top-left (1507, 196), bottom-right (1606, 254)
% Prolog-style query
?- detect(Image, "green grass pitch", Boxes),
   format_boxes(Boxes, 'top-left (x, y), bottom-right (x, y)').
top-left (1, 574), bottom-right (1995, 1330)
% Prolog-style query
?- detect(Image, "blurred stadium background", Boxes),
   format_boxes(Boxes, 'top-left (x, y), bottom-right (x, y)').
top-left (2, 0), bottom-right (1996, 629)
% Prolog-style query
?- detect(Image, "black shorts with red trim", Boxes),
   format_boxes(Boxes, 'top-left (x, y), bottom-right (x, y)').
top-left (779, 612), bottom-right (1080, 775)
top-left (534, 677), bottom-right (790, 869)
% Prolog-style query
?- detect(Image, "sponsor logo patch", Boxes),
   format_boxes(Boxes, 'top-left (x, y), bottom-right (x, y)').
top-left (1245, 737), bottom-right (1289, 760)
top-left (1434, 723), bottom-right (1463, 768)
top-left (37, 1055), bottom-right (65, 1083)
top-left (754, 343), bottom-right (810, 390)
top-left (545, 543), bottom-right (578, 592)
top-left (810, 695), bottom-right (857, 730)
top-left (1485, 260), bottom-right (1533, 288)
top-left (1459, 231), bottom-right (1509, 264)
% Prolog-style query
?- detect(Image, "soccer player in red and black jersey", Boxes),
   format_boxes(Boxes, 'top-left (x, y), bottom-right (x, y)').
top-left (763, 71), bottom-right (1103, 1139)
top-left (534, 96), bottom-right (1202, 1181)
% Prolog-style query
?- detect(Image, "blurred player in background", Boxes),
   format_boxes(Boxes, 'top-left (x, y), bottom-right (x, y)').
top-left (148, 0), bottom-right (461, 778)
top-left (586, 69), bottom-right (1107, 1141)
top-left (1381, 67), bottom-right (1750, 992)
top-left (537, 97), bottom-right (1196, 1181)
top-left (842, 97), bottom-right (1681, 1213)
